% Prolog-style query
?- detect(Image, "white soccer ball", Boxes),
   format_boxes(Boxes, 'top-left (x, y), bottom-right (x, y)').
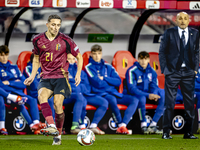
top-left (77, 129), bottom-right (95, 146)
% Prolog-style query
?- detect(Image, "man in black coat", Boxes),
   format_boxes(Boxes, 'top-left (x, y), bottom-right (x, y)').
top-left (159, 12), bottom-right (199, 139)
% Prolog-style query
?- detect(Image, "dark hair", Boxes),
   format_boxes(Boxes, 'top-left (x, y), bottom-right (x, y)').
top-left (0, 45), bottom-right (9, 55)
top-left (138, 51), bottom-right (149, 59)
top-left (48, 15), bottom-right (62, 23)
top-left (30, 53), bottom-right (34, 63)
top-left (91, 44), bottom-right (102, 52)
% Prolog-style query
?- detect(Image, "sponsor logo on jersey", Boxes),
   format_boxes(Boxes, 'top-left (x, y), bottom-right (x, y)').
top-left (123, 0), bottom-right (137, 9)
top-left (146, 1), bottom-right (160, 9)
top-left (42, 45), bottom-right (46, 49)
top-left (108, 117), bottom-right (118, 130)
top-left (56, 43), bottom-right (61, 51)
top-left (5, 0), bottom-right (20, 7)
top-left (76, 0), bottom-right (90, 8)
top-left (172, 115), bottom-right (184, 130)
top-left (29, 0), bottom-right (43, 7)
top-left (52, 0), bottom-right (67, 7)
top-left (10, 69), bottom-right (16, 75)
top-left (13, 116), bottom-right (26, 131)
top-left (83, 116), bottom-right (90, 128)
top-left (60, 89), bottom-right (65, 93)
top-left (147, 73), bottom-right (152, 82)
top-left (190, 2), bottom-right (200, 10)
top-left (99, 0), bottom-right (113, 8)
top-left (137, 76), bottom-right (142, 83)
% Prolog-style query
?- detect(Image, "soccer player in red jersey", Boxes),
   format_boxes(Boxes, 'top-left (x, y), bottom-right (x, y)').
top-left (24, 15), bottom-right (83, 145)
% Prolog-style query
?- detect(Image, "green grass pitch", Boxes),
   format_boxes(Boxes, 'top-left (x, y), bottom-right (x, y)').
top-left (0, 134), bottom-right (200, 150)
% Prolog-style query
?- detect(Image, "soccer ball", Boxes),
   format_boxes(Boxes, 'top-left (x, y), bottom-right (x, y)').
top-left (77, 129), bottom-right (95, 146)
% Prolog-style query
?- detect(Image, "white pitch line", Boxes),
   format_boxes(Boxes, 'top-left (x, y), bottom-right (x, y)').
top-left (112, 138), bottom-right (159, 139)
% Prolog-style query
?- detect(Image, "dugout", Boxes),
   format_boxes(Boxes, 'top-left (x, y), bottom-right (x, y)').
top-left (0, 0), bottom-right (200, 134)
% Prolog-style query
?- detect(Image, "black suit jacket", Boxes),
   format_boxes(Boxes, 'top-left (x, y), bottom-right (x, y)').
top-left (159, 26), bottom-right (199, 75)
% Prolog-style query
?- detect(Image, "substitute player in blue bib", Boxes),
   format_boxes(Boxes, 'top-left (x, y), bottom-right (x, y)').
top-left (124, 51), bottom-right (164, 134)
top-left (85, 44), bottom-right (139, 134)
top-left (0, 45), bottom-right (44, 134)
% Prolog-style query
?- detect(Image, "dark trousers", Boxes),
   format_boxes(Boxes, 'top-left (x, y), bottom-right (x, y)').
top-left (163, 68), bottom-right (196, 134)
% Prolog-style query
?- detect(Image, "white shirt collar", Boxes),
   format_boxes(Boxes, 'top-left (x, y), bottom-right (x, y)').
top-left (178, 27), bottom-right (188, 35)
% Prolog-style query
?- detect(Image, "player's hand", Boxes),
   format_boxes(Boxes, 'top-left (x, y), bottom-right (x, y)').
top-left (75, 74), bottom-right (81, 86)
top-left (15, 79), bottom-right (20, 82)
top-left (99, 76), bottom-right (104, 80)
top-left (149, 94), bottom-right (160, 101)
top-left (24, 76), bottom-right (34, 86)
top-left (2, 80), bottom-right (9, 85)
top-left (153, 94), bottom-right (160, 101)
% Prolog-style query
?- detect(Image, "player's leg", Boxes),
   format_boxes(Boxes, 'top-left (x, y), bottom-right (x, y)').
top-left (87, 95), bottom-right (108, 135)
top-left (38, 87), bottom-right (58, 136)
top-left (18, 104), bottom-right (34, 130)
top-left (116, 95), bottom-right (139, 134)
top-left (0, 87), bottom-right (27, 104)
top-left (48, 96), bottom-right (55, 120)
top-left (79, 96), bottom-right (87, 130)
top-left (148, 89), bottom-right (164, 134)
top-left (53, 94), bottom-right (65, 145)
top-left (196, 92), bottom-right (200, 133)
top-left (103, 94), bottom-right (122, 125)
top-left (52, 78), bottom-right (71, 145)
top-left (63, 93), bottom-right (83, 134)
top-left (0, 96), bottom-right (8, 135)
top-left (138, 96), bottom-right (148, 134)
top-left (25, 95), bottom-right (46, 134)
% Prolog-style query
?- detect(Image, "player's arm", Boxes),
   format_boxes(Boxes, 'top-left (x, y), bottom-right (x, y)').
top-left (75, 53), bottom-right (83, 86)
top-left (23, 66), bottom-right (38, 90)
top-left (9, 67), bottom-right (26, 89)
top-left (126, 69), bottom-right (149, 97)
top-left (104, 66), bottom-right (121, 87)
top-left (24, 54), bottom-right (40, 86)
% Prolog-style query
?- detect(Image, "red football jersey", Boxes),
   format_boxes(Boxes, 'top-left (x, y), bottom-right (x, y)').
top-left (32, 32), bottom-right (80, 79)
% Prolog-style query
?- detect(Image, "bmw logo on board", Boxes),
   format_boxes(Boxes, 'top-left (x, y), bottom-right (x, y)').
top-left (172, 115), bottom-right (185, 130)
top-left (108, 117), bottom-right (118, 130)
top-left (13, 116), bottom-right (26, 131)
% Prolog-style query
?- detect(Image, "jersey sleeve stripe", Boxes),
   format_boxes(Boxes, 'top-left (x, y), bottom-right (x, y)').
top-left (62, 39), bottom-right (71, 54)
top-left (34, 38), bottom-right (40, 55)
top-left (25, 66), bottom-right (31, 77)
top-left (129, 66), bottom-right (137, 84)
top-left (85, 63), bottom-right (94, 77)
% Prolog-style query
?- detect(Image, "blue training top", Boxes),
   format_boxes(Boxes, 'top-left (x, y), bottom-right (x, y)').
top-left (123, 61), bottom-right (159, 97)
top-left (85, 57), bottom-right (123, 98)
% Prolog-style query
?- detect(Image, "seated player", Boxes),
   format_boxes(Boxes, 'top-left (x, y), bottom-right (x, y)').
top-left (191, 67), bottom-right (200, 133)
top-left (124, 51), bottom-right (164, 134)
top-left (23, 53), bottom-right (56, 133)
top-left (68, 53), bottom-right (107, 134)
top-left (0, 87), bottom-right (27, 135)
top-left (85, 44), bottom-right (139, 134)
top-left (63, 53), bottom-right (85, 134)
top-left (0, 45), bottom-right (44, 134)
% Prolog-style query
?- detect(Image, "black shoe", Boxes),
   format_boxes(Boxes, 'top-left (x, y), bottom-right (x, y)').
top-left (162, 133), bottom-right (172, 139)
top-left (183, 133), bottom-right (198, 139)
